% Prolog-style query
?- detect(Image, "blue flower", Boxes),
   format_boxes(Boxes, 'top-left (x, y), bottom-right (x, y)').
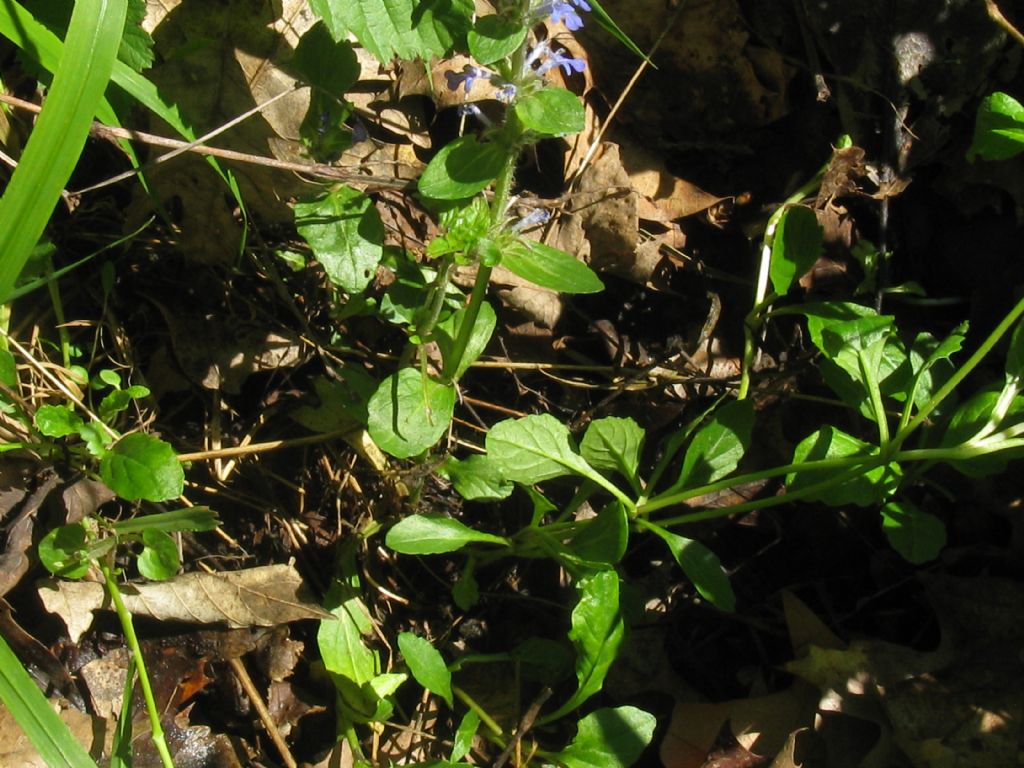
top-left (536, 49), bottom-right (587, 76)
top-left (445, 65), bottom-right (493, 95)
top-left (536, 0), bottom-right (591, 30)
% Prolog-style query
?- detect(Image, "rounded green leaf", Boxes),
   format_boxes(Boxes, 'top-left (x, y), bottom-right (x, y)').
top-left (292, 21), bottom-right (359, 97)
top-left (881, 502), bottom-right (946, 564)
top-left (501, 239), bottom-right (603, 294)
top-left (398, 631), bottom-right (453, 707)
top-left (38, 523), bottom-right (91, 579)
top-left (580, 417), bottom-right (644, 482)
top-left (968, 92), bottom-right (1024, 162)
top-left (100, 433), bottom-right (184, 502)
top-left (385, 514), bottom-right (508, 555)
top-left (418, 136), bottom-right (507, 200)
top-left (137, 529), bottom-right (180, 580)
top-left (367, 368), bottom-right (455, 458)
top-left (468, 15), bottom-right (526, 64)
top-left (787, 426), bottom-right (901, 506)
top-left (679, 399), bottom-right (754, 488)
top-left (486, 414), bottom-right (594, 483)
top-left (515, 88), bottom-right (585, 136)
top-left (34, 404), bottom-right (84, 438)
top-left (554, 706), bottom-right (657, 768)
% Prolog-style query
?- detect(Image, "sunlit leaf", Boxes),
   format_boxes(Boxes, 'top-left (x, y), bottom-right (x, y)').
top-left (398, 632), bottom-right (453, 707)
top-left (100, 433), bottom-right (184, 503)
top-left (880, 502), bottom-right (946, 564)
top-left (367, 368), bottom-right (455, 458)
top-left (386, 514), bottom-right (508, 555)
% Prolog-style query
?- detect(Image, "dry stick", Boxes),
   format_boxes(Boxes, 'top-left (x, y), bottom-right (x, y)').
top-left (176, 428), bottom-right (357, 463)
top-left (492, 687), bottom-right (553, 768)
top-left (986, 0), bottom-right (1024, 46)
top-left (0, 91), bottom-right (411, 195)
top-left (227, 656), bottom-right (298, 768)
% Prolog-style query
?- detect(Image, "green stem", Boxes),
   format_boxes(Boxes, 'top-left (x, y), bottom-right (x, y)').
top-left (892, 292), bottom-right (1024, 448)
top-left (101, 562), bottom-right (175, 768)
top-left (453, 685), bottom-right (506, 744)
top-left (403, 257), bottom-right (457, 369)
top-left (860, 348), bottom-right (890, 450)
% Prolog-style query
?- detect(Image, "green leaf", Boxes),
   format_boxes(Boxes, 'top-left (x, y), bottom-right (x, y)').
top-left (34, 404), bottom-right (84, 438)
top-left (515, 88), bottom-right (585, 136)
top-left (0, 348), bottom-right (16, 387)
top-left (109, 507), bottom-right (219, 534)
top-left (295, 186), bottom-right (384, 295)
top-left (398, 632), bottom-right (453, 707)
top-left (467, 15), bottom-right (526, 64)
top-left (0, 634), bottom-right (99, 768)
top-left (291, 21), bottom-right (359, 98)
top-left (118, 0), bottom-right (153, 72)
top-left (309, 0), bottom-right (472, 61)
top-left (386, 514), bottom-right (508, 555)
top-left (679, 399), bottom-right (754, 488)
top-left (441, 455), bottom-right (513, 501)
top-left (136, 529), bottom-right (180, 581)
top-left (418, 136), bottom-right (508, 200)
top-left (98, 389), bottom-right (133, 421)
top-left (646, 523), bottom-right (735, 611)
top-left (566, 502), bottom-right (629, 567)
top-left (552, 706), bottom-right (657, 768)
top-left (367, 368), bottom-right (455, 458)
top-left (38, 523), bottom-right (91, 579)
top-left (501, 239), bottom-right (604, 294)
top-left (486, 414), bottom-right (595, 484)
top-left (100, 433), bottom-right (184, 503)
top-left (580, 416), bottom-right (644, 485)
top-left (905, 326), bottom-right (966, 409)
top-left (436, 300), bottom-right (496, 380)
top-left (880, 502), bottom-right (946, 564)
top-left (0, 0), bottom-right (127, 302)
top-left (968, 92), bottom-right (1024, 162)
top-left (292, 369), bottom-right (376, 434)
top-left (452, 561), bottom-right (479, 609)
top-left (451, 709), bottom-right (481, 762)
top-left (769, 205), bottom-right (823, 295)
top-left (543, 570), bottom-right (624, 723)
top-left (318, 580), bottom-right (383, 723)
top-left (942, 388), bottom-right (1024, 477)
top-left (787, 426), bottom-right (901, 506)
top-left (78, 422), bottom-right (110, 457)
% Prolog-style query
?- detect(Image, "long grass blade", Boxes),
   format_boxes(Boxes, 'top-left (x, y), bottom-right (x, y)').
top-left (0, 0), bottom-right (128, 300)
top-left (0, 634), bottom-right (98, 767)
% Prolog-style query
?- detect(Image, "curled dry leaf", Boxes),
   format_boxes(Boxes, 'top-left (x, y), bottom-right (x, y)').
top-left (39, 564), bottom-right (331, 642)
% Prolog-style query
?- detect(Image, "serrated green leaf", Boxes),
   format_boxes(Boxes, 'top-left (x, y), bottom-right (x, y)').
top-left (543, 570), bottom-right (624, 723)
top-left (386, 514), bottom-right (508, 555)
top-left (34, 404), bottom-right (84, 438)
top-left (580, 416), bottom-right (644, 485)
top-left (38, 523), bottom-right (91, 579)
top-left (418, 136), bottom-right (508, 200)
top-left (787, 426), bottom-right (901, 506)
top-left (118, 0), bottom-right (153, 72)
top-left (292, 21), bottom-right (358, 98)
top-left (398, 632), bottom-right (453, 707)
top-left (100, 433), bottom-right (184, 502)
top-left (441, 454), bottom-right (513, 501)
top-left (295, 187), bottom-right (384, 294)
top-left (880, 502), bottom-right (946, 564)
top-left (515, 88), bottom-right (585, 136)
top-left (646, 523), bottom-right (734, 611)
top-left (501, 239), bottom-right (604, 294)
top-left (486, 414), bottom-right (595, 484)
top-left (367, 368), bottom-right (455, 458)
top-left (968, 92), bottom-right (1024, 162)
top-left (137, 529), bottom-right (180, 581)
top-left (467, 14), bottom-right (526, 64)
top-left (552, 706), bottom-right (657, 768)
top-left (769, 205), bottom-right (823, 295)
top-left (309, 0), bottom-right (472, 61)
top-left (679, 399), bottom-right (753, 488)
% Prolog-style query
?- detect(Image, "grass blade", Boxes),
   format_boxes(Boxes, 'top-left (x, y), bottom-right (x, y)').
top-left (0, 634), bottom-right (98, 767)
top-left (0, 0), bottom-right (128, 300)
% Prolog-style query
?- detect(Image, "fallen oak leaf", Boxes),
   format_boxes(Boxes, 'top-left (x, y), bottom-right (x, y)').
top-left (39, 564), bottom-right (330, 642)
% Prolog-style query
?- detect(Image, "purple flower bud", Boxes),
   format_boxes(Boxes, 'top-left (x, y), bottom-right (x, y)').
top-left (511, 208), bottom-right (553, 232)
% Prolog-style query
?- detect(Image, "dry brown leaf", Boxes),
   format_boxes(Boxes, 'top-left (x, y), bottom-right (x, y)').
top-left (617, 138), bottom-right (728, 222)
top-left (0, 699), bottom-right (111, 766)
top-left (39, 564), bottom-right (330, 642)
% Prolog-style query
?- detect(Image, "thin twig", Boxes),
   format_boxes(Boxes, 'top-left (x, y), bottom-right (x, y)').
top-left (176, 428), bottom-right (357, 463)
top-left (228, 656), bottom-right (298, 768)
top-left (492, 687), bottom-right (553, 768)
top-left (0, 92), bottom-right (412, 195)
top-left (986, 0), bottom-right (1024, 46)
